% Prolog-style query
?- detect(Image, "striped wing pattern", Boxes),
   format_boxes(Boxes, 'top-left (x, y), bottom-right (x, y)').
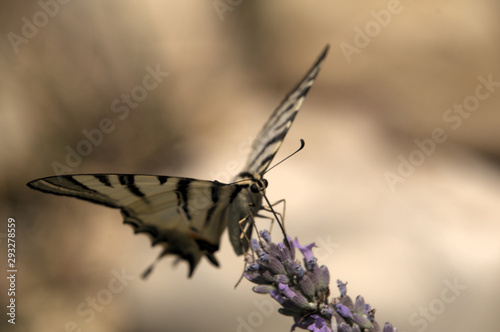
top-left (244, 45), bottom-right (329, 175)
top-left (28, 174), bottom-right (242, 277)
top-left (27, 45), bottom-right (329, 277)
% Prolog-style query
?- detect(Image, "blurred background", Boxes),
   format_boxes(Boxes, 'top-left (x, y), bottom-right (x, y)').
top-left (1, 1), bottom-right (500, 331)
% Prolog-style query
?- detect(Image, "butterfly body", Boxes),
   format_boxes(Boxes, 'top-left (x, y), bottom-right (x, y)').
top-left (28, 45), bottom-right (329, 277)
top-left (227, 171), bottom-right (268, 255)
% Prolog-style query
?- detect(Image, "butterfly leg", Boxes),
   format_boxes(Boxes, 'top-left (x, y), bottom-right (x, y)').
top-left (258, 198), bottom-right (287, 234)
top-left (240, 201), bottom-right (277, 247)
top-left (237, 213), bottom-right (254, 250)
top-left (234, 199), bottom-right (287, 287)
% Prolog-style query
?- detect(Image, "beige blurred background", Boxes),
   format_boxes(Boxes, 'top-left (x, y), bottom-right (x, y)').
top-left (1, 1), bottom-right (500, 331)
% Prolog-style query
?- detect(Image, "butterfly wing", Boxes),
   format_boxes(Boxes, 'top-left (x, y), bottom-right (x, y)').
top-left (243, 45), bottom-right (329, 175)
top-left (27, 174), bottom-right (241, 277)
top-left (226, 46), bottom-right (329, 254)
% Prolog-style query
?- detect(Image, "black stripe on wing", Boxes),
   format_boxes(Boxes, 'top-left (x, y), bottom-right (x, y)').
top-left (248, 126), bottom-right (290, 172)
top-left (27, 174), bottom-right (172, 209)
top-left (203, 184), bottom-right (220, 227)
top-left (244, 45), bottom-right (329, 175)
top-left (119, 174), bottom-right (147, 199)
top-left (157, 176), bottom-right (169, 184)
top-left (95, 175), bottom-right (113, 187)
top-left (27, 175), bottom-right (119, 208)
top-left (176, 178), bottom-right (192, 220)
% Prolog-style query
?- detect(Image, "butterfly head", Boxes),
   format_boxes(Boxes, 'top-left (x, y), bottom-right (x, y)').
top-left (251, 178), bottom-right (268, 193)
top-left (235, 171), bottom-right (268, 195)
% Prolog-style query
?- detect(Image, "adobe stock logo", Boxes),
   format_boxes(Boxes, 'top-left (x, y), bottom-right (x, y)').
top-left (51, 64), bottom-right (169, 176)
top-left (7, 0), bottom-right (72, 54)
top-left (236, 298), bottom-right (279, 332)
top-left (339, 0), bottom-right (404, 64)
top-left (384, 74), bottom-right (500, 192)
top-left (408, 277), bottom-right (467, 332)
top-left (212, 0), bottom-right (244, 21)
top-left (64, 268), bottom-right (136, 332)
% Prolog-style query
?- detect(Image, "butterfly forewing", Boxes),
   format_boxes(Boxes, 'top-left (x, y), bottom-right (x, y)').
top-left (244, 45), bottom-right (329, 175)
top-left (226, 46), bottom-right (329, 257)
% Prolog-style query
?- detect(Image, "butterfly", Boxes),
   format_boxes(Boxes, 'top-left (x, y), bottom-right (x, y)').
top-left (27, 45), bottom-right (329, 277)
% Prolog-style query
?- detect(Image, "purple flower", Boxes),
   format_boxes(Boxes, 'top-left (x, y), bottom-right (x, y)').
top-left (383, 323), bottom-right (398, 332)
top-left (337, 280), bottom-right (347, 297)
top-left (262, 229), bottom-right (273, 243)
top-left (250, 238), bottom-right (261, 252)
top-left (243, 232), bottom-right (394, 331)
top-left (336, 304), bottom-right (353, 319)
top-left (294, 238), bottom-right (318, 270)
top-left (293, 314), bottom-right (332, 332)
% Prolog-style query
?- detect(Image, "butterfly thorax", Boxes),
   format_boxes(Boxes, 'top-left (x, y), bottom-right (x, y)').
top-left (231, 171), bottom-right (268, 218)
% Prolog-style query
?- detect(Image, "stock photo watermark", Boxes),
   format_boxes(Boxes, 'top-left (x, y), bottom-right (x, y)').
top-left (51, 64), bottom-right (169, 176)
top-left (236, 298), bottom-right (279, 332)
top-left (208, 135), bottom-right (254, 183)
top-left (5, 218), bottom-right (17, 325)
top-left (64, 268), bottom-right (136, 332)
top-left (314, 235), bottom-right (340, 261)
top-left (7, 0), bottom-right (72, 54)
top-left (384, 73), bottom-right (500, 192)
top-left (339, 0), bottom-right (405, 64)
top-left (212, 0), bottom-right (244, 21)
top-left (408, 277), bottom-right (467, 332)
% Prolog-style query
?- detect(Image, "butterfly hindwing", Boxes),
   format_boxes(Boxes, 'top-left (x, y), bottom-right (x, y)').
top-left (28, 174), bottom-right (242, 276)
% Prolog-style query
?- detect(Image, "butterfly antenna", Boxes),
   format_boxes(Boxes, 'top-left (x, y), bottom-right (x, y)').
top-left (263, 139), bottom-right (305, 175)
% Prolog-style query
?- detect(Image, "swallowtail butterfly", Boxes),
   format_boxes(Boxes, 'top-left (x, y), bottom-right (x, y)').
top-left (27, 45), bottom-right (329, 277)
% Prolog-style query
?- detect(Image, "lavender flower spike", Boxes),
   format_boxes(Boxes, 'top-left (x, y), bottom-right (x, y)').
top-left (243, 231), bottom-right (396, 331)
